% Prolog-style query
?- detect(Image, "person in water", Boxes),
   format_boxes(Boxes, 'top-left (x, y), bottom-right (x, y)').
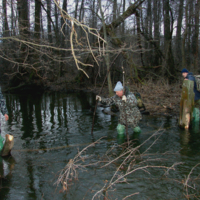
top-left (181, 68), bottom-right (200, 104)
top-left (181, 68), bottom-right (200, 126)
top-left (0, 88), bottom-right (9, 127)
top-left (96, 81), bottom-right (142, 134)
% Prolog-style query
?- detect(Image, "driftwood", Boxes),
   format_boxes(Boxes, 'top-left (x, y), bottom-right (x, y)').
top-left (1, 134), bottom-right (14, 157)
top-left (179, 80), bottom-right (194, 129)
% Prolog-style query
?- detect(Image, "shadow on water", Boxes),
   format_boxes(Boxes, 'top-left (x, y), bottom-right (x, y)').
top-left (0, 156), bottom-right (16, 199)
top-left (0, 91), bottom-right (200, 199)
top-left (179, 120), bottom-right (200, 157)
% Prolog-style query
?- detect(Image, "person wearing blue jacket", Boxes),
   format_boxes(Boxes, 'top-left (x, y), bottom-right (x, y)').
top-left (181, 68), bottom-right (200, 102)
top-left (181, 68), bottom-right (200, 125)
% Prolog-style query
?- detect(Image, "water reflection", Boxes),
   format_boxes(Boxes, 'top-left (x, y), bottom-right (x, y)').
top-left (5, 91), bottom-right (98, 148)
top-left (179, 121), bottom-right (200, 156)
top-left (0, 155), bottom-right (16, 199)
top-left (117, 134), bottom-right (126, 144)
top-left (0, 156), bottom-right (15, 178)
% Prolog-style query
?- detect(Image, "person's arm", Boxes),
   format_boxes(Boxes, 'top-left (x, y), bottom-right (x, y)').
top-left (0, 89), bottom-right (9, 121)
top-left (97, 95), bottom-right (116, 106)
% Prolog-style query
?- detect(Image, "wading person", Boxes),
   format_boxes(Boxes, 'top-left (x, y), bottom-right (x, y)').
top-left (0, 89), bottom-right (9, 124)
top-left (96, 81), bottom-right (142, 135)
top-left (181, 68), bottom-right (200, 125)
top-left (0, 88), bottom-right (9, 151)
top-left (181, 68), bottom-right (200, 104)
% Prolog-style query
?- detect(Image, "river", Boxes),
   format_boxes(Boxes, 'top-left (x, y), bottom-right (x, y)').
top-left (0, 90), bottom-right (200, 200)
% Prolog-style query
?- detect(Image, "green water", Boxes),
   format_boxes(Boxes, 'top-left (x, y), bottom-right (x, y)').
top-left (0, 91), bottom-right (200, 200)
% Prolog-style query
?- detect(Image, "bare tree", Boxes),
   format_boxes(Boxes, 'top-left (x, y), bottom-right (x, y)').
top-left (2, 0), bottom-right (9, 38)
top-left (10, 0), bottom-right (16, 36)
top-left (17, 0), bottom-right (30, 37)
top-left (153, 0), bottom-right (161, 67)
top-left (193, 0), bottom-right (200, 73)
top-left (47, 0), bottom-right (52, 44)
top-left (99, 0), bottom-right (113, 97)
top-left (182, 0), bottom-right (189, 69)
top-left (34, 0), bottom-right (41, 39)
top-left (175, 0), bottom-right (184, 69)
top-left (0, 0), bottom-right (199, 91)
top-left (162, 0), bottom-right (175, 81)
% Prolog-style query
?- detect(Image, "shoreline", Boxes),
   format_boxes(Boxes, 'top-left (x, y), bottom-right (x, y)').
top-left (89, 81), bottom-right (182, 118)
top-left (3, 79), bottom-right (183, 118)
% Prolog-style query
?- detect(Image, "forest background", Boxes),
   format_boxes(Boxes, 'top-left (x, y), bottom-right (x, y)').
top-left (0, 0), bottom-right (199, 116)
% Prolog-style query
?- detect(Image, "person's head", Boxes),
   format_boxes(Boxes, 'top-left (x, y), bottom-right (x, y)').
top-left (181, 68), bottom-right (189, 78)
top-left (114, 81), bottom-right (124, 97)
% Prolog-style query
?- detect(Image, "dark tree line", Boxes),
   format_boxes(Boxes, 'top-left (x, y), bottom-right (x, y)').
top-left (0, 0), bottom-right (199, 91)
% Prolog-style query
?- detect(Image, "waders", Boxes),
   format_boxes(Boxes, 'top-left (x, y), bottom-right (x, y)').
top-left (117, 123), bottom-right (141, 135)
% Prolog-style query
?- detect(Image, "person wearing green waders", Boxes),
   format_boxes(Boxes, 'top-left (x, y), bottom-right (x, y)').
top-left (181, 68), bottom-right (200, 122)
top-left (0, 88), bottom-right (9, 150)
top-left (96, 81), bottom-right (142, 135)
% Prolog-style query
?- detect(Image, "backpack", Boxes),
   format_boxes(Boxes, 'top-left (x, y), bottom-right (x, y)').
top-left (194, 75), bottom-right (200, 92)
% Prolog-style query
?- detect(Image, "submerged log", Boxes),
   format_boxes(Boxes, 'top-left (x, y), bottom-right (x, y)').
top-left (1, 134), bottom-right (14, 157)
top-left (179, 80), bottom-right (195, 129)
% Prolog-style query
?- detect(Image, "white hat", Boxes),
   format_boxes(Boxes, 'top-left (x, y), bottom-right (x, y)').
top-left (114, 81), bottom-right (123, 91)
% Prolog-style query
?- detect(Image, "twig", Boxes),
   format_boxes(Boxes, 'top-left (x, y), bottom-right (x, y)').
top-left (54, 137), bottom-right (105, 191)
top-left (122, 66), bottom-right (129, 145)
top-left (184, 163), bottom-right (200, 199)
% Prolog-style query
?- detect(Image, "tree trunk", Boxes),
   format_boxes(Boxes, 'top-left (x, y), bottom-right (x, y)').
top-left (59, 0), bottom-right (68, 77)
top-left (136, 11), bottom-right (144, 66)
top-left (47, 0), bottom-right (52, 44)
top-left (79, 0), bottom-right (85, 22)
top-left (153, 0), bottom-right (161, 66)
top-left (187, 0), bottom-right (194, 69)
top-left (54, 2), bottom-right (60, 79)
top-left (17, 0), bottom-right (30, 37)
top-left (182, 1), bottom-right (189, 69)
top-left (34, 0), bottom-right (41, 39)
top-left (78, 0), bottom-right (85, 39)
top-left (74, 0), bottom-right (79, 19)
top-left (193, 0), bottom-right (200, 73)
top-left (91, 0), bottom-right (98, 44)
top-left (99, 0), bottom-right (113, 97)
top-left (2, 0), bottom-right (9, 38)
top-left (2, 0), bottom-right (10, 68)
top-left (121, 0), bottom-right (126, 35)
top-left (54, 2), bottom-right (59, 41)
top-left (113, 0), bottom-right (117, 21)
top-left (175, 0), bottom-right (184, 69)
top-left (144, 0), bottom-right (152, 66)
top-left (162, 0), bottom-right (175, 81)
top-left (17, 0), bottom-right (30, 74)
top-left (41, 1), bottom-right (57, 42)
top-left (11, 0), bottom-right (16, 36)
top-left (61, 0), bottom-right (68, 47)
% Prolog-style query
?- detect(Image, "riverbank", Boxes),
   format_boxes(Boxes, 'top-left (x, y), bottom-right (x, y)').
top-left (52, 78), bottom-right (182, 118)
top-left (90, 80), bottom-right (182, 118)
top-left (45, 77), bottom-right (183, 117)
top-left (3, 77), bottom-right (183, 117)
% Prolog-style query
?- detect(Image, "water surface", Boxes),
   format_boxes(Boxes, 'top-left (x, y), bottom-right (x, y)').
top-left (0, 91), bottom-right (200, 200)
